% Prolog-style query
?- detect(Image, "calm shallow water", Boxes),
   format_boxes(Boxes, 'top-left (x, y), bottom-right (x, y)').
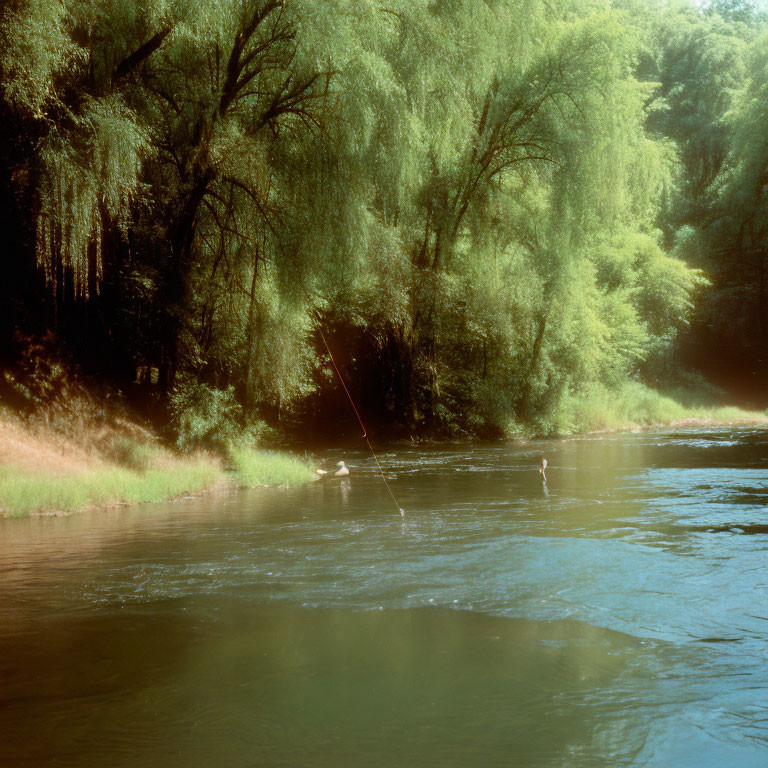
top-left (1, 427), bottom-right (768, 766)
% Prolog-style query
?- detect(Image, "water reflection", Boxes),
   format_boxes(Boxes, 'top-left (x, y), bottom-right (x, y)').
top-left (0, 599), bottom-right (716, 767)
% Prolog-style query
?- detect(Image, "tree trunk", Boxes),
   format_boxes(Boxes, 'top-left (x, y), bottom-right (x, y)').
top-left (242, 249), bottom-right (260, 420)
top-left (159, 166), bottom-right (214, 393)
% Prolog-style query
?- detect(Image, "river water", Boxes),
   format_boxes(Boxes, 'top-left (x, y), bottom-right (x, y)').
top-left (1, 427), bottom-right (767, 766)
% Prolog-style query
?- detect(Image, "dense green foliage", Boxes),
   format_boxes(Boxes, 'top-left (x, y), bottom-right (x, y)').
top-left (1, 0), bottom-right (766, 440)
top-left (637, 0), bottom-right (768, 397)
top-left (552, 379), bottom-right (768, 433)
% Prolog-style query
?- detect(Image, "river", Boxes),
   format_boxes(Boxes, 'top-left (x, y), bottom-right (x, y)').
top-left (1, 427), bottom-right (767, 766)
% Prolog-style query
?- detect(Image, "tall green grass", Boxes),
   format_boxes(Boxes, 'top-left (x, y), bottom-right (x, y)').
top-left (229, 446), bottom-right (316, 488)
top-left (0, 460), bottom-right (222, 517)
top-left (0, 441), bottom-right (317, 517)
top-left (550, 381), bottom-right (768, 435)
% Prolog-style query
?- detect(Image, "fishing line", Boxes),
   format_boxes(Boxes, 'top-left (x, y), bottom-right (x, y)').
top-left (240, 204), bottom-right (405, 518)
top-left (316, 326), bottom-right (405, 518)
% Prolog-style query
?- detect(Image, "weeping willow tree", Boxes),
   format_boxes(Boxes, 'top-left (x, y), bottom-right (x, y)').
top-left (0, 0), bottom-right (171, 299)
top-left (0, 0), bottom-right (713, 439)
top-left (302, 0), bottom-right (705, 434)
top-left (34, 98), bottom-right (147, 298)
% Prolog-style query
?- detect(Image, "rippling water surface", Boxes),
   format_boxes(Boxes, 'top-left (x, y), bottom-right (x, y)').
top-left (1, 428), bottom-right (768, 766)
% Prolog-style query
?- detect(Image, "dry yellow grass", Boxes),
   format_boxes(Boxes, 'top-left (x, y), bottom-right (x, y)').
top-left (0, 412), bottom-right (226, 517)
top-left (0, 418), bottom-right (107, 474)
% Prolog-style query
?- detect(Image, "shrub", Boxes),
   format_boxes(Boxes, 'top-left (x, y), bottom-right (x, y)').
top-left (170, 379), bottom-right (242, 451)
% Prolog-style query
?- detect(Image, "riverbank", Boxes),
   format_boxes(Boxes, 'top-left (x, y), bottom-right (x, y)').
top-left (0, 414), bottom-right (316, 518)
top-left (2, 378), bottom-right (766, 518)
top-left (545, 381), bottom-right (768, 435)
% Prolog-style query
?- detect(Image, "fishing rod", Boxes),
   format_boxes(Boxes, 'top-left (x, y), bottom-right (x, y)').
top-left (237, 201), bottom-right (405, 517)
top-left (315, 324), bottom-right (406, 519)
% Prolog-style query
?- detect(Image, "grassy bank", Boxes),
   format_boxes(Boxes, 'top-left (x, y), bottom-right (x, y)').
top-left (0, 446), bottom-right (318, 517)
top-left (229, 446), bottom-right (316, 488)
top-left (549, 381), bottom-right (768, 435)
top-left (0, 446), bottom-right (319, 517)
top-left (0, 411), bottom-right (318, 517)
top-left (0, 459), bottom-right (223, 517)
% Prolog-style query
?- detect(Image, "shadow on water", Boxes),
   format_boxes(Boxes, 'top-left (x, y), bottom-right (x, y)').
top-left (0, 596), bottom-right (717, 768)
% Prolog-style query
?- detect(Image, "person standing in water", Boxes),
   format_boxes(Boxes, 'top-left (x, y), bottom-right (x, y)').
top-left (315, 460), bottom-right (350, 478)
top-left (539, 457), bottom-right (547, 482)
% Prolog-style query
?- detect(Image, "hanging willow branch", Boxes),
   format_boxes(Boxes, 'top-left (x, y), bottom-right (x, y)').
top-left (34, 96), bottom-right (148, 299)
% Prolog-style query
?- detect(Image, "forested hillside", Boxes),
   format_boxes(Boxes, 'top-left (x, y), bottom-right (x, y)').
top-left (0, 0), bottom-right (766, 443)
